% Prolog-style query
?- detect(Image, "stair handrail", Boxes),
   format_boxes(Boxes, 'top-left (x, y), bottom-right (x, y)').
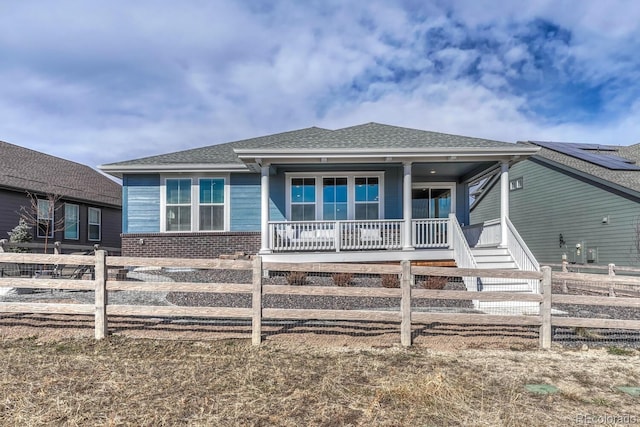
top-left (449, 213), bottom-right (478, 291)
top-left (505, 217), bottom-right (540, 292)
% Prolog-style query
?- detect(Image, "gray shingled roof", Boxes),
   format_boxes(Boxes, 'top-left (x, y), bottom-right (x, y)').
top-left (0, 140), bottom-right (122, 207)
top-left (103, 126), bottom-right (331, 167)
top-left (258, 122), bottom-right (515, 150)
top-left (102, 122), bottom-right (517, 169)
top-left (521, 141), bottom-right (640, 194)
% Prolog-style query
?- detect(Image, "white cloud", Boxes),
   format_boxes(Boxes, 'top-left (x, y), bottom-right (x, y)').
top-left (1, 0), bottom-right (640, 170)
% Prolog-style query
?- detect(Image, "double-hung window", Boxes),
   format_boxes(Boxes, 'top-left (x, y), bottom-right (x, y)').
top-left (163, 176), bottom-right (228, 232)
top-left (64, 203), bottom-right (80, 240)
top-left (166, 178), bottom-right (192, 231)
top-left (88, 207), bottom-right (101, 241)
top-left (37, 199), bottom-right (54, 238)
top-left (322, 178), bottom-right (348, 220)
top-left (199, 178), bottom-right (224, 231)
top-left (355, 177), bottom-right (379, 219)
top-left (290, 178), bottom-right (316, 221)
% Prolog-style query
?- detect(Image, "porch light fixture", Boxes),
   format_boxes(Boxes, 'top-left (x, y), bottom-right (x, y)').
top-left (429, 170), bottom-right (436, 174)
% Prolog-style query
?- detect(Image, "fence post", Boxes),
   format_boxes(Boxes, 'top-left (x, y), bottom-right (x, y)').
top-left (539, 266), bottom-right (552, 350)
top-left (608, 264), bottom-right (616, 297)
top-left (252, 255), bottom-right (263, 346)
top-left (561, 256), bottom-right (568, 293)
top-left (94, 250), bottom-right (108, 339)
top-left (400, 260), bottom-right (412, 347)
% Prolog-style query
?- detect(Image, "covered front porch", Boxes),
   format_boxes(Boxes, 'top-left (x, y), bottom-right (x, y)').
top-left (230, 127), bottom-right (539, 265)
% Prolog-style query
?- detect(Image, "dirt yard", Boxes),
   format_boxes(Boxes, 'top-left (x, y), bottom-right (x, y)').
top-left (0, 335), bottom-right (638, 426)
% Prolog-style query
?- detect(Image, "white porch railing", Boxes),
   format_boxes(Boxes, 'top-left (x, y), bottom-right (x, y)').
top-left (449, 213), bottom-right (478, 292)
top-left (462, 218), bottom-right (501, 247)
top-left (269, 219), bottom-right (450, 252)
top-left (270, 221), bottom-right (338, 252)
top-left (412, 218), bottom-right (449, 248)
top-left (338, 220), bottom-right (403, 250)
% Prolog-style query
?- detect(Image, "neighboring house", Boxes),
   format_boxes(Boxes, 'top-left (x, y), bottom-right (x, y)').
top-left (0, 140), bottom-right (122, 250)
top-left (471, 140), bottom-right (640, 267)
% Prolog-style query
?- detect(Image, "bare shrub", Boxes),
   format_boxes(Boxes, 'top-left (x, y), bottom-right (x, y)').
top-left (286, 271), bottom-right (307, 286)
top-left (332, 273), bottom-right (353, 287)
top-left (419, 276), bottom-right (449, 290)
top-left (381, 274), bottom-right (400, 288)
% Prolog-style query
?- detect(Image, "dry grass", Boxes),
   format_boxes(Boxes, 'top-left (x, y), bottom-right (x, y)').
top-left (0, 337), bottom-right (638, 426)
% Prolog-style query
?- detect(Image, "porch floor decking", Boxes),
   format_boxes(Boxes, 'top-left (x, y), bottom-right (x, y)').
top-left (261, 248), bottom-right (454, 264)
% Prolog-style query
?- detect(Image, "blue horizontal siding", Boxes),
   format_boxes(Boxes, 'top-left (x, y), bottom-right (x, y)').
top-left (123, 174), bottom-right (160, 233)
top-left (230, 174), bottom-right (260, 231)
top-left (230, 174), bottom-right (286, 232)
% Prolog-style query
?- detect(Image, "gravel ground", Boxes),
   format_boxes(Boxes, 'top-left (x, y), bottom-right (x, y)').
top-left (164, 269), bottom-right (475, 311)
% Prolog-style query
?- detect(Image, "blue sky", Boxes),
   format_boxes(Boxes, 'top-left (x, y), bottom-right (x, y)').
top-left (1, 0), bottom-right (640, 169)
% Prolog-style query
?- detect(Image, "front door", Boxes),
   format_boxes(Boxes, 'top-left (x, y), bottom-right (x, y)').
top-left (411, 185), bottom-right (454, 219)
top-left (411, 184), bottom-right (454, 247)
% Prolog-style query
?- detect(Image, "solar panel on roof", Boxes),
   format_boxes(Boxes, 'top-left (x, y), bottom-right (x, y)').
top-left (532, 141), bottom-right (640, 171)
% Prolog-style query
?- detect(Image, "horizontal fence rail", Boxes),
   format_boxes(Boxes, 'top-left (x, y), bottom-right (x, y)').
top-left (2, 252), bottom-right (640, 349)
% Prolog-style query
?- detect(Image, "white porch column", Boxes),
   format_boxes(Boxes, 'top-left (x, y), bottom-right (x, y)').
top-left (402, 162), bottom-right (414, 250)
top-left (499, 161), bottom-right (509, 248)
top-left (260, 164), bottom-right (271, 254)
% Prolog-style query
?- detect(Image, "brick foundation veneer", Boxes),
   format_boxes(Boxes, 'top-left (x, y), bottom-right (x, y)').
top-left (121, 232), bottom-right (261, 259)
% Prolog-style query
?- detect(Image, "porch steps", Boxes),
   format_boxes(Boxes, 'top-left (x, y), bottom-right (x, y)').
top-left (469, 246), bottom-right (539, 315)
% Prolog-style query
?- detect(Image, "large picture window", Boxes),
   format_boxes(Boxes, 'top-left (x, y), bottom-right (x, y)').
top-left (162, 176), bottom-right (228, 232)
top-left (64, 203), bottom-right (79, 240)
top-left (287, 173), bottom-right (383, 221)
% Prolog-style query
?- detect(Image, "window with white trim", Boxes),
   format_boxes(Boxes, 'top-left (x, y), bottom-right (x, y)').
top-left (166, 178), bottom-right (192, 231)
top-left (287, 173), bottom-right (383, 221)
top-left (88, 207), bottom-right (101, 241)
top-left (355, 177), bottom-right (379, 219)
top-left (291, 178), bottom-right (316, 221)
top-left (509, 177), bottom-right (524, 191)
top-left (37, 199), bottom-right (54, 238)
top-left (64, 203), bottom-right (80, 240)
top-left (162, 176), bottom-right (228, 232)
top-left (199, 178), bottom-right (225, 231)
top-left (322, 177), bottom-right (347, 220)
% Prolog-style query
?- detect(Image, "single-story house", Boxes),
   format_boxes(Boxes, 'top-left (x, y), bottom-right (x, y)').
top-left (471, 140), bottom-right (640, 267)
top-left (101, 123), bottom-right (544, 313)
top-left (0, 140), bottom-right (122, 250)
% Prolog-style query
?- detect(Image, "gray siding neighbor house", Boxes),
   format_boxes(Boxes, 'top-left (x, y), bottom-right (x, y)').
top-left (470, 141), bottom-right (640, 267)
top-left (0, 140), bottom-right (122, 250)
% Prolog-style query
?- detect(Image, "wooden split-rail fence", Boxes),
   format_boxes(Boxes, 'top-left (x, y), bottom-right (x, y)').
top-left (1, 251), bottom-right (640, 349)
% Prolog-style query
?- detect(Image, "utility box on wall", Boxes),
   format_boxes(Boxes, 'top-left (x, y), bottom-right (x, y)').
top-left (571, 240), bottom-right (587, 264)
